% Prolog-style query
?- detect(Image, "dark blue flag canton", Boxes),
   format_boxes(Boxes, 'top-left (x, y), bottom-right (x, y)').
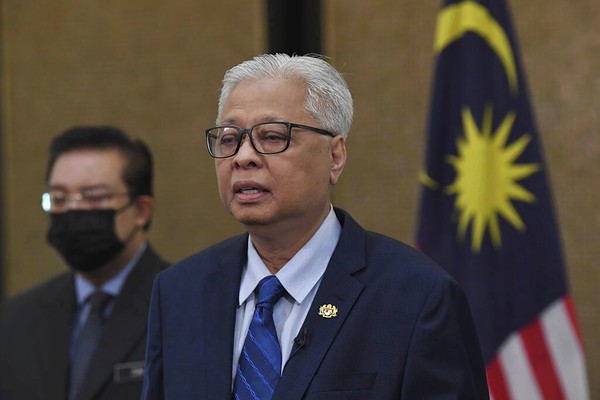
top-left (416, 0), bottom-right (568, 364)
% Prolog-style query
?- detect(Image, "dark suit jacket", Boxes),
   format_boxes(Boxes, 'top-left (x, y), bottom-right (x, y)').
top-left (142, 209), bottom-right (489, 399)
top-left (0, 245), bottom-right (168, 400)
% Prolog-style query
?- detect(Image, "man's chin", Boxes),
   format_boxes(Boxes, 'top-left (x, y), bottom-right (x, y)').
top-left (234, 216), bottom-right (270, 227)
top-left (229, 209), bottom-right (272, 227)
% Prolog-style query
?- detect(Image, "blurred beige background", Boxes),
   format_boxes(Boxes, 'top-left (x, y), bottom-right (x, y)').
top-left (1, 0), bottom-right (597, 395)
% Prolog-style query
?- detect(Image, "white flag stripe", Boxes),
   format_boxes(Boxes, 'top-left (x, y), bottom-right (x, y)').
top-left (498, 331), bottom-right (542, 400)
top-left (541, 298), bottom-right (590, 400)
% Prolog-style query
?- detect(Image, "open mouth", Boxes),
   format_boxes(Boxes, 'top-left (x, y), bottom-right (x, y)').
top-left (238, 188), bottom-right (262, 194)
top-left (233, 181), bottom-right (268, 195)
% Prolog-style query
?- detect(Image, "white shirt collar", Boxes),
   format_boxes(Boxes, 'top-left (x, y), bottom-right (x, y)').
top-left (239, 207), bottom-right (341, 305)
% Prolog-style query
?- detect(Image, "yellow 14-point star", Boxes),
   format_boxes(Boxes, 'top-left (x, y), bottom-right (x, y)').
top-left (446, 105), bottom-right (540, 253)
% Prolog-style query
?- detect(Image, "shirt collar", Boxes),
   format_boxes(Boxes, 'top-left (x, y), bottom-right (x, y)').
top-left (75, 241), bottom-right (148, 305)
top-left (239, 207), bottom-right (341, 305)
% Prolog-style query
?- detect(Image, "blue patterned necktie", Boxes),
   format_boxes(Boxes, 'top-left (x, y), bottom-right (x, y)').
top-left (233, 275), bottom-right (286, 400)
top-left (69, 291), bottom-right (112, 400)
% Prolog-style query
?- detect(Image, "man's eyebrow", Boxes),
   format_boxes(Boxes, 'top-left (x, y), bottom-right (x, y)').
top-left (47, 184), bottom-right (112, 192)
top-left (47, 184), bottom-right (67, 191)
top-left (258, 115), bottom-right (281, 123)
top-left (219, 115), bottom-right (282, 126)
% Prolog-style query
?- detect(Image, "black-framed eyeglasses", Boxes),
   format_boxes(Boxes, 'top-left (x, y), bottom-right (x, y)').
top-left (204, 121), bottom-right (336, 158)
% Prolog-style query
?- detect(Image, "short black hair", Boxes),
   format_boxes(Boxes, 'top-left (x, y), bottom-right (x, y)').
top-left (45, 125), bottom-right (153, 200)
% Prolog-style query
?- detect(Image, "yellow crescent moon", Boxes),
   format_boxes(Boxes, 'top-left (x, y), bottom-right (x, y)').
top-left (434, 1), bottom-right (518, 94)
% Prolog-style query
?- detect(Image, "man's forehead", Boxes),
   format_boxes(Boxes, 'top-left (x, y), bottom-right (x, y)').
top-left (49, 149), bottom-right (126, 187)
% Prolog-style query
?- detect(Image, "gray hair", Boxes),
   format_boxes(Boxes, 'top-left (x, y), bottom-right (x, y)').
top-left (217, 53), bottom-right (353, 139)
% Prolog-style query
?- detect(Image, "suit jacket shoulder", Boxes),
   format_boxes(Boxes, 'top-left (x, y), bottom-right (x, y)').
top-left (275, 208), bottom-right (488, 399)
top-left (143, 234), bottom-right (248, 399)
top-left (0, 269), bottom-right (76, 399)
top-left (0, 243), bottom-right (169, 400)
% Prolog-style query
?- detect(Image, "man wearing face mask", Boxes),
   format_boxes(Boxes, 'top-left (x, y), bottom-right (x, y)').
top-left (0, 126), bottom-right (169, 400)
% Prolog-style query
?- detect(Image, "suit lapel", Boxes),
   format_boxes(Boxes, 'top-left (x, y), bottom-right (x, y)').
top-left (203, 235), bottom-right (246, 399)
top-left (274, 209), bottom-right (367, 400)
top-left (76, 246), bottom-right (166, 400)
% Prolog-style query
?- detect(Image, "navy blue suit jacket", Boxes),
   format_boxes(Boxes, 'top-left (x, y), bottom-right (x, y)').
top-left (142, 209), bottom-right (488, 399)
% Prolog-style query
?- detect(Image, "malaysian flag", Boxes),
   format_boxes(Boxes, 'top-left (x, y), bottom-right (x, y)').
top-left (415, 0), bottom-right (589, 398)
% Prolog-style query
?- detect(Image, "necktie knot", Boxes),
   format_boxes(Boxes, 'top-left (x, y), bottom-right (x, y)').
top-left (255, 275), bottom-right (285, 311)
top-left (86, 291), bottom-right (112, 316)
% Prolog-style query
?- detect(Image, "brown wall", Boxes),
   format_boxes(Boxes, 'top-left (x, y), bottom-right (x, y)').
top-left (1, 0), bottom-right (597, 394)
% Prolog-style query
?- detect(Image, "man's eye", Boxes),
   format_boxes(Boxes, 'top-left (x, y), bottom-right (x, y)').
top-left (52, 197), bottom-right (67, 206)
top-left (261, 132), bottom-right (287, 142)
top-left (86, 194), bottom-right (110, 204)
top-left (219, 134), bottom-right (238, 146)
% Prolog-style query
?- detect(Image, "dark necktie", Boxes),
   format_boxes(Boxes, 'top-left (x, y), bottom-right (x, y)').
top-left (69, 291), bottom-right (112, 400)
top-left (233, 275), bottom-right (286, 400)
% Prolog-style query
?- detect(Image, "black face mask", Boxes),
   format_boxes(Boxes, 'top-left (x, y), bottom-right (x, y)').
top-left (46, 207), bottom-right (133, 273)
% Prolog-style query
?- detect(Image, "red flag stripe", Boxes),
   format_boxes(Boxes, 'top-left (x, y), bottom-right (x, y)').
top-left (488, 297), bottom-right (589, 399)
top-left (495, 331), bottom-right (542, 398)
top-left (520, 319), bottom-right (566, 399)
top-left (486, 356), bottom-right (510, 400)
top-left (541, 297), bottom-right (590, 399)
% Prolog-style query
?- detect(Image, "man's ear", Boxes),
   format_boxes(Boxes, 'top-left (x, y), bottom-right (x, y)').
top-left (133, 195), bottom-right (154, 229)
top-left (329, 135), bottom-right (346, 185)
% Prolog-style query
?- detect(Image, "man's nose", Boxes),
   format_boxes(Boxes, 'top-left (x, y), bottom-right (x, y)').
top-left (232, 132), bottom-right (261, 167)
top-left (236, 133), bottom-right (258, 155)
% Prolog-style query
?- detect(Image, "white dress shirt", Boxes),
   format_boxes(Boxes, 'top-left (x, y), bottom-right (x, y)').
top-left (232, 207), bottom-right (342, 381)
